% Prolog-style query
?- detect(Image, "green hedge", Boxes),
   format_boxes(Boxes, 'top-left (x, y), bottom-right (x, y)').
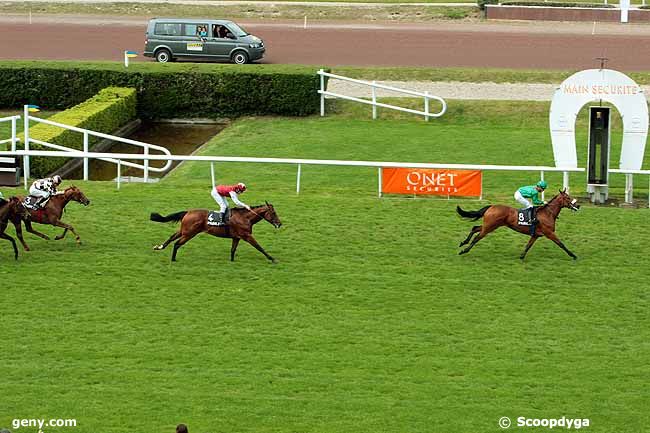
top-left (18, 87), bottom-right (137, 177)
top-left (0, 61), bottom-right (325, 119)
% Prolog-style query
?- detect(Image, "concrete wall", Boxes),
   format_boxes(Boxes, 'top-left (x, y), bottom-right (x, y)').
top-left (486, 5), bottom-right (650, 22)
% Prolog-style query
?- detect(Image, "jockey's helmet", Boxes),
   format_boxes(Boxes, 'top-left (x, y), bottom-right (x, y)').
top-left (536, 180), bottom-right (548, 190)
top-left (236, 182), bottom-right (247, 192)
top-left (53, 175), bottom-right (63, 184)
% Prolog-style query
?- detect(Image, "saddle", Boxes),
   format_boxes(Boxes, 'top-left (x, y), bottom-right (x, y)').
top-left (207, 209), bottom-right (231, 227)
top-left (22, 195), bottom-right (47, 211)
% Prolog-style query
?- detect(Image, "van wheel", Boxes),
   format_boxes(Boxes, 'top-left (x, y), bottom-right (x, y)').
top-left (155, 49), bottom-right (172, 63)
top-left (231, 51), bottom-right (249, 65)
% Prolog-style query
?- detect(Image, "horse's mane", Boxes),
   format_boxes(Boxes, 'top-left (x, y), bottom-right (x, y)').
top-left (233, 204), bottom-right (269, 210)
top-left (539, 193), bottom-right (561, 210)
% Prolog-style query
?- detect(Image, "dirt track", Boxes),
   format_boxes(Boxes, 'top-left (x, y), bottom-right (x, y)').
top-left (2, 16), bottom-right (650, 69)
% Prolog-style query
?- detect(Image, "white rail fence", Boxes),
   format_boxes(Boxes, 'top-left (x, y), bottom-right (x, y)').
top-left (6, 107), bottom-right (173, 183)
top-left (3, 110), bottom-right (650, 206)
top-left (318, 70), bottom-right (447, 121)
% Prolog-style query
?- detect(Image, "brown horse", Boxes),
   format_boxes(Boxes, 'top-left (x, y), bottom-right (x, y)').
top-left (457, 189), bottom-right (580, 260)
top-left (9, 186), bottom-right (91, 250)
top-left (150, 202), bottom-right (282, 263)
top-left (0, 196), bottom-right (29, 260)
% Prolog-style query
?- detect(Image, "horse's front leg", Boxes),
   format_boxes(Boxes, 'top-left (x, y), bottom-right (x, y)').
top-left (52, 220), bottom-right (81, 245)
top-left (241, 234), bottom-right (276, 263)
top-left (520, 235), bottom-right (539, 260)
top-left (230, 237), bottom-right (240, 261)
top-left (544, 230), bottom-right (577, 260)
top-left (11, 219), bottom-right (30, 251)
top-left (55, 228), bottom-right (69, 241)
top-left (24, 220), bottom-right (50, 241)
top-left (0, 231), bottom-right (19, 260)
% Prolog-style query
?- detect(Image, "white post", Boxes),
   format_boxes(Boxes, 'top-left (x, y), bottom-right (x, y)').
top-left (10, 116), bottom-right (16, 152)
top-left (303, 15), bottom-right (307, 29)
top-left (117, 160), bottom-right (121, 190)
top-left (83, 132), bottom-right (89, 181)
top-left (29, 9), bottom-right (32, 24)
top-left (210, 162), bottom-right (215, 187)
top-left (23, 105), bottom-right (30, 184)
top-left (424, 91), bottom-right (430, 122)
top-left (372, 81), bottom-right (377, 120)
top-left (625, 173), bottom-right (633, 203)
top-left (620, 0), bottom-right (630, 23)
top-left (540, 170), bottom-right (545, 201)
top-left (319, 70), bottom-right (325, 117)
top-left (378, 167), bottom-right (383, 198)
top-left (124, 51), bottom-right (129, 68)
top-left (143, 145), bottom-right (149, 182)
top-left (296, 164), bottom-right (301, 194)
top-left (563, 171), bottom-right (569, 193)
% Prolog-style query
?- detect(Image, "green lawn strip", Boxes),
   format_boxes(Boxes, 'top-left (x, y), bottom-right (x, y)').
top-left (2, 101), bottom-right (649, 433)
top-left (333, 66), bottom-right (650, 84)
top-left (0, 2), bottom-right (479, 21)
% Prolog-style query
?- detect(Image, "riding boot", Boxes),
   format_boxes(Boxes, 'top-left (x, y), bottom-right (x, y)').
top-left (529, 207), bottom-right (537, 236)
top-left (34, 196), bottom-right (47, 209)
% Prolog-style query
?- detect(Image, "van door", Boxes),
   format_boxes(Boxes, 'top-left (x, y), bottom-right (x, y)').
top-left (182, 22), bottom-right (209, 58)
top-left (204, 24), bottom-right (238, 59)
top-left (152, 22), bottom-right (185, 56)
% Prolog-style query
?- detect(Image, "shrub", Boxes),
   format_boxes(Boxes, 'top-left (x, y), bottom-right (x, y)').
top-left (17, 87), bottom-right (137, 177)
top-left (0, 62), bottom-right (326, 119)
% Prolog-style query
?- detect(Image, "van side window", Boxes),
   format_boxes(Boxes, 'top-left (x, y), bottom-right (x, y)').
top-left (213, 25), bottom-right (230, 39)
top-left (184, 23), bottom-right (208, 37)
top-left (154, 23), bottom-right (182, 36)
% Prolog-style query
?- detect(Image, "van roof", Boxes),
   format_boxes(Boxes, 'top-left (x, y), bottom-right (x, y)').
top-left (149, 18), bottom-right (234, 25)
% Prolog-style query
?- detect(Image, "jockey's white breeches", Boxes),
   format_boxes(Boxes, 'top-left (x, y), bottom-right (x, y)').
top-left (211, 189), bottom-right (229, 213)
top-left (29, 186), bottom-right (50, 199)
top-left (514, 190), bottom-right (532, 208)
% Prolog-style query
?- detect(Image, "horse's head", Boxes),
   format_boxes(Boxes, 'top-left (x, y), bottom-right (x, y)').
top-left (556, 188), bottom-right (580, 211)
top-left (262, 201), bottom-right (282, 229)
top-left (67, 186), bottom-right (90, 206)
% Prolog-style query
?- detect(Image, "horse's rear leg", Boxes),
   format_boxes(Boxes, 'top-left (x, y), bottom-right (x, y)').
top-left (459, 225), bottom-right (481, 247)
top-left (25, 220), bottom-right (50, 241)
top-left (55, 228), bottom-right (68, 240)
top-left (241, 234), bottom-right (276, 263)
top-left (12, 220), bottom-right (30, 251)
top-left (544, 230), bottom-right (577, 260)
top-left (171, 232), bottom-right (199, 262)
top-left (1, 232), bottom-right (19, 260)
top-left (520, 236), bottom-right (539, 260)
top-left (230, 238), bottom-right (240, 262)
top-left (459, 224), bottom-right (498, 255)
top-left (154, 231), bottom-right (181, 251)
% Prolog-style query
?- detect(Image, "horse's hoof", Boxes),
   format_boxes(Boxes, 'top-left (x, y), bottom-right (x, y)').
top-left (55, 236), bottom-right (63, 240)
top-left (271, 259), bottom-right (278, 264)
top-left (458, 251), bottom-right (466, 256)
top-left (153, 245), bottom-right (162, 251)
top-left (572, 256), bottom-right (578, 260)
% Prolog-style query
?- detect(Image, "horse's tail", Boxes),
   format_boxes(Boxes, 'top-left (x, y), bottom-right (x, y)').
top-left (456, 205), bottom-right (491, 221)
top-left (150, 211), bottom-right (187, 223)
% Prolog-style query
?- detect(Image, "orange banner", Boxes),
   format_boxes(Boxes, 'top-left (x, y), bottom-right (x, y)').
top-left (381, 168), bottom-right (482, 197)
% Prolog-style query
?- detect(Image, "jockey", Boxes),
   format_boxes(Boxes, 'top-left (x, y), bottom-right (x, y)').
top-left (514, 180), bottom-right (547, 222)
top-left (29, 175), bottom-right (63, 208)
top-left (210, 182), bottom-right (250, 224)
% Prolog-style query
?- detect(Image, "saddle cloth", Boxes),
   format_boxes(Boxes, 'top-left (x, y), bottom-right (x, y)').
top-left (207, 209), bottom-right (231, 226)
top-left (517, 208), bottom-right (532, 226)
top-left (22, 195), bottom-right (46, 211)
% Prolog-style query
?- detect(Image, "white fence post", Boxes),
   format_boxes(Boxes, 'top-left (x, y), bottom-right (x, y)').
top-left (563, 171), bottom-right (569, 193)
top-left (23, 105), bottom-right (30, 185)
top-left (117, 160), bottom-right (121, 190)
top-left (372, 81), bottom-right (377, 120)
top-left (10, 116), bottom-right (17, 152)
top-left (210, 162), bottom-right (215, 187)
top-left (319, 69), bottom-right (325, 117)
top-left (296, 163), bottom-right (301, 194)
top-left (378, 167), bottom-right (383, 198)
top-left (625, 173), bottom-right (633, 203)
top-left (83, 132), bottom-right (89, 181)
top-left (540, 170), bottom-right (545, 201)
top-left (144, 145), bottom-right (149, 182)
top-left (424, 91), bottom-right (430, 122)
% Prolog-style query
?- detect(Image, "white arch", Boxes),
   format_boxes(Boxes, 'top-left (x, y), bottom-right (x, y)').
top-left (550, 69), bottom-right (648, 171)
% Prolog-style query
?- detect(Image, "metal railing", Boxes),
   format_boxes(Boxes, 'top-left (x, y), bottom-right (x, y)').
top-left (318, 69), bottom-right (447, 121)
top-left (18, 106), bottom-right (173, 183)
top-left (0, 148), bottom-right (584, 197)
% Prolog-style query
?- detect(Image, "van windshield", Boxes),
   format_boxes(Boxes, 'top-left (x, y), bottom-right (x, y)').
top-left (227, 23), bottom-right (249, 37)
